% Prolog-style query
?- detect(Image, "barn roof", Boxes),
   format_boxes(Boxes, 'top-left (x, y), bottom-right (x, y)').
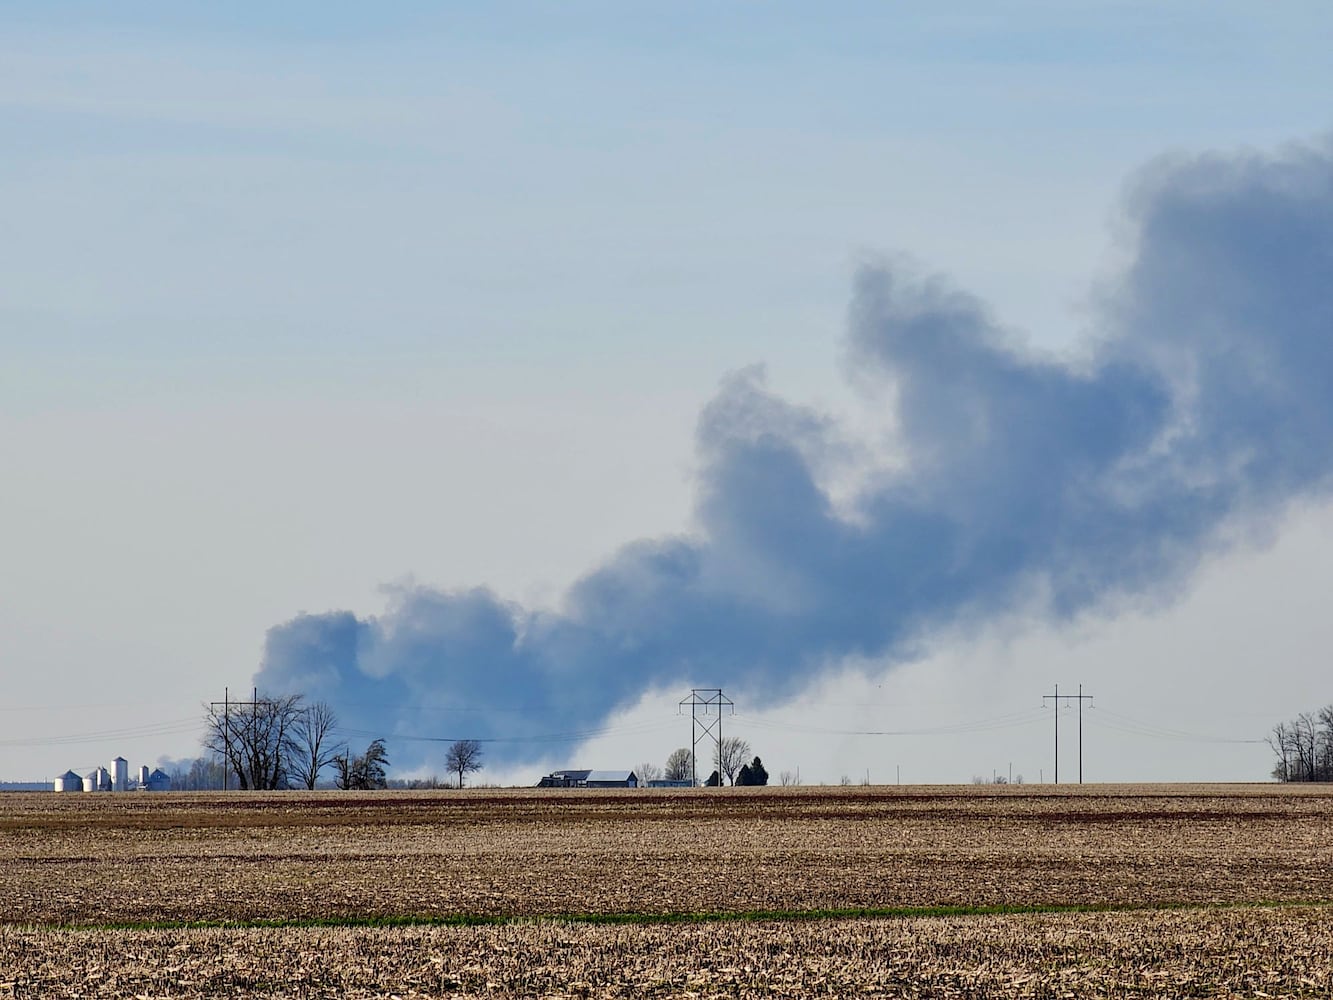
top-left (585, 770), bottom-right (636, 783)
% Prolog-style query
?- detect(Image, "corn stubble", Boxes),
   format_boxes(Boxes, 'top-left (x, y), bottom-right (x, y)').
top-left (3, 908), bottom-right (1331, 998)
top-left (3, 785), bottom-right (1331, 996)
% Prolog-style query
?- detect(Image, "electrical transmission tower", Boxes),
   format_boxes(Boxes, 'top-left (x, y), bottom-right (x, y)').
top-left (679, 688), bottom-right (733, 787)
top-left (1042, 683), bottom-right (1093, 783)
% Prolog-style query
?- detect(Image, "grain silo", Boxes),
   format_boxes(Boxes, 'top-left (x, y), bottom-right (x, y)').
top-left (139, 765), bottom-right (150, 787)
top-left (111, 757), bottom-right (128, 791)
top-left (83, 770), bottom-right (98, 792)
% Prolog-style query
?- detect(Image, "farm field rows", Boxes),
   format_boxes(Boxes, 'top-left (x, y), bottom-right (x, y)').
top-left (4, 906), bottom-right (1333, 998)
top-left (3, 784), bottom-right (1332, 997)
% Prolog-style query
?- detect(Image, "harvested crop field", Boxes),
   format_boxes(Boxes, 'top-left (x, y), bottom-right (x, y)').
top-left (3, 784), bottom-right (1332, 997)
top-left (5, 906), bottom-right (1333, 998)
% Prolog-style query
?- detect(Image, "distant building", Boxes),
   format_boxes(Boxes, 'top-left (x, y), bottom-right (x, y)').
top-left (537, 768), bottom-right (638, 788)
top-left (53, 770), bottom-right (83, 793)
top-left (647, 778), bottom-right (694, 788)
top-left (537, 769), bottom-right (591, 788)
top-left (586, 770), bottom-right (637, 788)
top-left (144, 768), bottom-right (172, 792)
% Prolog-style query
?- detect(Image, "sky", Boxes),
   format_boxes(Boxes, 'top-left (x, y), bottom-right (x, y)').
top-left (3, 3), bottom-right (1332, 786)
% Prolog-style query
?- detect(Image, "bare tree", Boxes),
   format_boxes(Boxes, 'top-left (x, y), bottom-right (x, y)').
top-left (166, 756), bottom-right (226, 791)
top-left (1268, 708), bottom-right (1333, 782)
top-left (1268, 721), bottom-right (1294, 781)
top-left (636, 762), bottom-right (662, 784)
top-left (203, 693), bottom-right (304, 789)
top-left (778, 769), bottom-right (798, 787)
top-left (1294, 712), bottom-right (1319, 781)
top-left (664, 748), bottom-right (693, 782)
top-left (1321, 705), bottom-right (1333, 780)
top-left (333, 738), bottom-right (390, 790)
top-left (289, 700), bottom-right (343, 790)
top-left (445, 739), bottom-right (484, 788)
top-left (714, 736), bottom-right (752, 786)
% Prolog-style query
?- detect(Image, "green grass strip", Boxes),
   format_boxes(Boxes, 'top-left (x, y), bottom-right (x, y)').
top-left (35, 896), bottom-right (1333, 934)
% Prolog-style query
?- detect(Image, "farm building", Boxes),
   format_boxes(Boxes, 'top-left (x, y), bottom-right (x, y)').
top-left (587, 770), bottom-right (637, 788)
top-left (537, 769), bottom-right (590, 788)
top-left (62, 757), bottom-right (164, 792)
top-left (537, 769), bottom-right (638, 788)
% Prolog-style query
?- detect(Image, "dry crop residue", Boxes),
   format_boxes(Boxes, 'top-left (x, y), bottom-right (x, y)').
top-left (2, 784), bottom-right (1331, 924)
top-left (4, 784), bottom-right (1332, 997)
top-left (2, 907), bottom-right (1331, 998)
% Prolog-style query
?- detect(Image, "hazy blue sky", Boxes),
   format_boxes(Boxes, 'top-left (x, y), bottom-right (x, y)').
top-left (4, 3), bottom-right (1332, 785)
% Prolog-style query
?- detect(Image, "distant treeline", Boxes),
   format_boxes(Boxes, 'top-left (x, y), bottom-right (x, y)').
top-left (1269, 705), bottom-right (1333, 782)
top-left (163, 755), bottom-right (472, 791)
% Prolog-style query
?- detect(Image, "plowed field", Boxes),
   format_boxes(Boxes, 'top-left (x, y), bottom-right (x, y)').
top-left (3, 784), bottom-right (1331, 997)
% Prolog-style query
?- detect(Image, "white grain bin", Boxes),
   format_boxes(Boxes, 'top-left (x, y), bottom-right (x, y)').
top-left (111, 757), bottom-right (129, 791)
top-left (53, 769), bottom-right (83, 792)
top-left (83, 770), bottom-right (98, 792)
top-left (139, 765), bottom-right (150, 787)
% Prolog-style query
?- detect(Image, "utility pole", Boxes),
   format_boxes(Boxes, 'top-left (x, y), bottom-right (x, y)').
top-left (678, 688), bottom-right (733, 787)
top-left (209, 687), bottom-right (260, 791)
top-left (1042, 684), bottom-right (1093, 783)
top-left (1078, 683), bottom-right (1087, 783)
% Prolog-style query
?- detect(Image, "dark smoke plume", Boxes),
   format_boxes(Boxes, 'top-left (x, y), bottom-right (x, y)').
top-left (256, 136), bottom-right (1333, 771)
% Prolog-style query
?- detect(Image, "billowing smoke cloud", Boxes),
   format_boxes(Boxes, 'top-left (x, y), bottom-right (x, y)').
top-left (256, 136), bottom-right (1333, 770)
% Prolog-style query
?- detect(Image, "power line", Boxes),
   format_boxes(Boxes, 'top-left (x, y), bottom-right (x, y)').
top-left (731, 706), bottom-right (1048, 739)
top-left (1085, 707), bottom-right (1266, 745)
top-left (333, 717), bottom-right (680, 746)
top-left (0, 717), bottom-right (202, 748)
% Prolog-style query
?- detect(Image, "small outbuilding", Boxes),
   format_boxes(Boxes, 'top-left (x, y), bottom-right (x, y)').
top-left (53, 770), bottom-right (83, 793)
top-left (145, 768), bottom-right (172, 792)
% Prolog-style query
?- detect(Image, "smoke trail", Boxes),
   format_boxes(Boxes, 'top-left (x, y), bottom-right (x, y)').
top-left (256, 136), bottom-right (1333, 770)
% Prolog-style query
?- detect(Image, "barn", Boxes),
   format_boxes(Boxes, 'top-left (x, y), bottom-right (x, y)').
top-left (585, 770), bottom-right (637, 788)
top-left (536, 769), bottom-right (591, 788)
top-left (537, 769), bottom-right (638, 788)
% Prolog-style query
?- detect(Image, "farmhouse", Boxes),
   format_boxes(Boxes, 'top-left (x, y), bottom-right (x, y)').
top-left (537, 769), bottom-right (638, 788)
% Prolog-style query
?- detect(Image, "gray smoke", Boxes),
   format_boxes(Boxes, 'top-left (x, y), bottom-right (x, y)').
top-left (256, 136), bottom-right (1333, 770)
